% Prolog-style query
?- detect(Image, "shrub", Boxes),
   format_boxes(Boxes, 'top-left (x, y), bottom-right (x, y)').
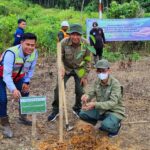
top-left (0, 4), bottom-right (9, 16)
top-left (0, 14), bottom-right (17, 52)
top-left (107, 0), bottom-right (144, 18)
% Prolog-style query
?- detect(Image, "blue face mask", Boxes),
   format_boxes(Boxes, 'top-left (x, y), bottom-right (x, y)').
top-left (98, 73), bottom-right (108, 80)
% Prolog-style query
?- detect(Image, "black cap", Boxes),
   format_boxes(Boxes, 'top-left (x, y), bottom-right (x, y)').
top-left (92, 22), bottom-right (98, 27)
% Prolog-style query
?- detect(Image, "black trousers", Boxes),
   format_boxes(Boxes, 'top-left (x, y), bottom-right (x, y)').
top-left (94, 47), bottom-right (104, 59)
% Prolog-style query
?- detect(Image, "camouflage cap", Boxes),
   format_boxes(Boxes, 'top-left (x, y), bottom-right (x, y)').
top-left (67, 24), bottom-right (83, 35)
top-left (95, 59), bottom-right (110, 69)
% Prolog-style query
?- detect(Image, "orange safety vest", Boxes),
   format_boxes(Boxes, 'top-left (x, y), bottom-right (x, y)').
top-left (60, 29), bottom-right (69, 38)
top-left (57, 29), bottom-right (69, 42)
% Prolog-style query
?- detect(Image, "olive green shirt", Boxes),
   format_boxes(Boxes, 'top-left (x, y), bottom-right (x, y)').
top-left (87, 75), bottom-right (126, 120)
top-left (61, 37), bottom-right (90, 76)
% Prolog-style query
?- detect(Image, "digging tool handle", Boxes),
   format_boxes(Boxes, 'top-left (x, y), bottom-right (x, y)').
top-left (57, 43), bottom-right (63, 142)
top-left (62, 79), bottom-right (69, 125)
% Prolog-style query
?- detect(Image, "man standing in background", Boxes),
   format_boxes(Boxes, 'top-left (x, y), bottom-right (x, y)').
top-left (89, 22), bottom-right (105, 64)
top-left (13, 19), bottom-right (26, 46)
top-left (57, 21), bottom-right (69, 42)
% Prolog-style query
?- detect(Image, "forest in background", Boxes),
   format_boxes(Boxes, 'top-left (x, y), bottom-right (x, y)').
top-left (28, 0), bottom-right (150, 12)
top-left (0, 0), bottom-right (149, 61)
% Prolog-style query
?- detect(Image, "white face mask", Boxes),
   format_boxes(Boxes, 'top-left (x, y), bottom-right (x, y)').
top-left (98, 73), bottom-right (108, 80)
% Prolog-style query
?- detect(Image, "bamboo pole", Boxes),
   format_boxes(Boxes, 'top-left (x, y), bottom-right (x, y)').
top-left (32, 114), bottom-right (37, 147)
top-left (57, 43), bottom-right (63, 142)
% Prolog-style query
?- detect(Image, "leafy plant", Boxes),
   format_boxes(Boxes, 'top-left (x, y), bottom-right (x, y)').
top-left (76, 42), bottom-right (96, 78)
top-left (0, 4), bottom-right (9, 16)
top-left (89, 35), bottom-right (96, 45)
top-left (129, 51), bottom-right (141, 61)
top-left (103, 46), bottom-right (141, 62)
top-left (107, 0), bottom-right (144, 18)
top-left (103, 48), bottom-right (122, 62)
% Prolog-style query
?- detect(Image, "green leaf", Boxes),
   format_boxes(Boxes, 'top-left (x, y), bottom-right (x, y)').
top-left (90, 35), bottom-right (96, 44)
top-left (79, 61), bottom-right (86, 66)
top-left (84, 56), bottom-right (91, 61)
top-left (76, 51), bottom-right (83, 59)
top-left (87, 45), bottom-right (96, 54)
top-left (77, 68), bottom-right (86, 78)
top-left (82, 44), bottom-right (87, 49)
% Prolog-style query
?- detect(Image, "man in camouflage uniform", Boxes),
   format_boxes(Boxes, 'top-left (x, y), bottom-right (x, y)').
top-left (48, 24), bottom-right (90, 121)
top-left (79, 59), bottom-right (125, 137)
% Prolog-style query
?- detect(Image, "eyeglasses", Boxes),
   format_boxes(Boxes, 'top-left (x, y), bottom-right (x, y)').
top-left (96, 68), bottom-right (108, 73)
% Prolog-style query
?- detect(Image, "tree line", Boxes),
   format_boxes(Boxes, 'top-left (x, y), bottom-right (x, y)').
top-left (27, 0), bottom-right (150, 12)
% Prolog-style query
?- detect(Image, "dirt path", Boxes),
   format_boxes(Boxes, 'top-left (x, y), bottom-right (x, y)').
top-left (0, 57), bottom-right (149, 150)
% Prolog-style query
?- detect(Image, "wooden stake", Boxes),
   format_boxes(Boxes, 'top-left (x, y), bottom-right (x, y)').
top-left (123, 121), bottom-right (150, 125)
top-left (32, 114), bottom-right (36, 147)
top-left (57, 43), bottom-right (63, 142)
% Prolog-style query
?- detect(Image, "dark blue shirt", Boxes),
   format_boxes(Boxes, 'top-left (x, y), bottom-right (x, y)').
top-left (89, 27), bottom-right (105, 49)
top-left (13, 27), bottom-right (24, 46)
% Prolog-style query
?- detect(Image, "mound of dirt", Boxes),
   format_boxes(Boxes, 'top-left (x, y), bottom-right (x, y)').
top-left (38, 123), bottom-right (120, 150)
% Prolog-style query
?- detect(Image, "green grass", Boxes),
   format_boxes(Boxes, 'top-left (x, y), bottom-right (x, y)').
top-left (0, 0), bottom-right (99, 54)
top-left (0, 0), bottom-right (149, 60)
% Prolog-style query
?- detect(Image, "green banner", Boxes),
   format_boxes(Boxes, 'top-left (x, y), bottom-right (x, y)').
top-left (20, 96), bottom-right (46, 114)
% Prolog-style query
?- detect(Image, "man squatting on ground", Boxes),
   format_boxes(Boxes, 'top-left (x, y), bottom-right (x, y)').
top-left (79, 59), bottom-right (126, 137)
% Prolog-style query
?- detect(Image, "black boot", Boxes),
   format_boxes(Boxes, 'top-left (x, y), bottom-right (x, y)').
top-left (19, 114), bottom-right (32, 126)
